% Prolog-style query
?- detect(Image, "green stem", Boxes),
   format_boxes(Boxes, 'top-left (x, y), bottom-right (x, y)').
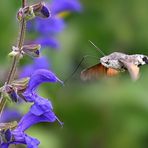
top-left (7, 19), bottom-right (26, 84)
top-left (0, 0), bottom-right (27, 115)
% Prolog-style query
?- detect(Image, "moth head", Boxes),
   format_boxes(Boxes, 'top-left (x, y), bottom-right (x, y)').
top-left (142, 56), bottom-right (148, 64)
top-left (100, 56), bottom-right (111, 68)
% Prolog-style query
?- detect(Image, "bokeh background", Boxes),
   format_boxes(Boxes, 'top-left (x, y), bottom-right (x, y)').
top-left (1, 0), bottom-right (148, 148)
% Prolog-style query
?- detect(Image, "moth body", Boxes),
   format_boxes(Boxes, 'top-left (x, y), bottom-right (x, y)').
top-left (100, 52), bottom-right (148, 70)
top-left (81, 51), bottom-right (148, 81)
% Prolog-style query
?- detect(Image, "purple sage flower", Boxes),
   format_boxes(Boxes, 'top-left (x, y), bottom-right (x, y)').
top-left (1, 69), bottom-right (63, 147)
top-left (28, 0), bottom-right (82, 48)
top-left (24, 69), bottom-right (63, 95)
top-left (16, 95), bottom-right (61, 132)
top-left (22, 0), bottom-right (82, 78)
top-left (1, 129), bottom-right (40, 148)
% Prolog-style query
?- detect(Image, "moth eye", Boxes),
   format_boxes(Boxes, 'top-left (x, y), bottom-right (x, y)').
top-left (142, 57), bottom-right (148, 64)
top-left (105, 61), bottom-right (109, 65)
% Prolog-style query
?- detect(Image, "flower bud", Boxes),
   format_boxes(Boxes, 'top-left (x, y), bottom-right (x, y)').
top-left (32, 2), bottom-right (50, 18)
top-left (17, 2), bottom-right (50, 21)
top-left (8, 51), bottom-right (18, 57)
top-left (17, 9), bottom-right (23, 21)
top-left (8, 46), bottom-right (18, 57)
top-left (0, 121), bottom-right (17, 131)
top-left (3, 78), bottom-right (29, 102)
top-left (10, 90), bottom-right (18, 102)
top-left (22, 44), bottom-right (41, 57)
top-left (17, 6), bottom-right (35, 21)
top-left (4, 85), bottom-right (18, 102)
top-left (2, 129), bottom-right (12, 143)
top-left (11, 77), bottom-right (30, 92)
top-left (0, 121), bottom-right (17, 143)
top-left (8, 46), bottom-right (23, 59)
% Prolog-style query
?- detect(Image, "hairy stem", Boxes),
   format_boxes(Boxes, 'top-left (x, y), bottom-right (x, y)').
top-left (0, 0), bottom-right (27, 115)
top-left (7, 19), bottom-right (26, 84)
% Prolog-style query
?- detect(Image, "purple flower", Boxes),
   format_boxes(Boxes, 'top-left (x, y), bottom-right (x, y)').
top-left (22, 69), bottom-right (63, 127)
top-left (38, 5), bottom-right (50, 18)
top-left (0, 108), bottom-right (22, 122)
top-left (1, 69), bottom-right (63, 147)
top-left (23, 69), bottom-right (63, 126)
top-left (22, 0), bottom-right (82, 80)
top-left (28, 0), bottom-right (82, 48)
top-left (35, 17), bottom-right (65, 35)
top-left (35, 37), bottom-right (59, 48)
top-left (50, 0), bottom-right (82, 14)
top-left (20, 56), bottom-right (50, 78)
top-left (24, 69), bottom-right (63, 95)
top-left (16, 96), bottom-right (61, 132)
top-left (1, 101), bottom-right (56, 148)
top-left (1, 129), bottom-right (40, 148)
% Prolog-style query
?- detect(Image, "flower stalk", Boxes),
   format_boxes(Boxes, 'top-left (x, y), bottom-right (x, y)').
top-left (8, 0), bottom-right (27, 84)
top-left (0, 0), bottom-right (27, 115)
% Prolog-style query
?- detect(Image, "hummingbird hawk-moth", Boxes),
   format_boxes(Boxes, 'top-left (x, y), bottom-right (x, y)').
top-left (81, 52), bottom-right (148, 81)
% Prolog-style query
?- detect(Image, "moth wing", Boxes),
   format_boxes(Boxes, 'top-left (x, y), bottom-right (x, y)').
top-left (120, 60), bottom-right (139, 81)
top-left (81, 63), bottom-right (106, 81)
top-left (106, 67), bottom-right (120, 77)
top-left (81, 63), bottom-right (119, 81)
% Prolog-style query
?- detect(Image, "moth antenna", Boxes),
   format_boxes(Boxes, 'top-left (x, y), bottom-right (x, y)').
top-left (89, 40), bottom-right (106, 56)
top-left (64, 55), bottom-right (98, 84)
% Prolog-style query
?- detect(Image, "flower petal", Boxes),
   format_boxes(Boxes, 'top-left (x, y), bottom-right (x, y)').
top-left (4, 130), bottom-right (40, 148)
top-left (1, 143), bottom-right (9, 148)
top-left (30, 97), bottom-right (53, 116)
top-left (16, 95), bottom-right (59, 131)
top-left (35, 37), bottom-right (59, 48)
top-left (25, 69), bottom-right (63, 93)
top-left (35, 17), bottom-right (65, 34)
top-left (16, 108), bottom-right (56, 131)
top-left (4, 129), bottom-right (12, 142)
top-left (50, 0), bottom-right (82, 14)
top-left (0, 108), bottom-right (22, 122)
top-left (20, 57), bottom-right (50, 78)
top-left (25, 134), bottom-right (40, 148)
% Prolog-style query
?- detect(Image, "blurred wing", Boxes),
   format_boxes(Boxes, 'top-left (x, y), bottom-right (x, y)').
top-left (119, 60), bottom-right (139, 81)
top-left (106, 67), bottom-right (120, 77)
top-left (81, 63), bottom-right (119, 81)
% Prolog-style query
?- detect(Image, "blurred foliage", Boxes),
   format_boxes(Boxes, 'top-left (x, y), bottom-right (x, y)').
top-left (1, 0), bottom-right (148, 148)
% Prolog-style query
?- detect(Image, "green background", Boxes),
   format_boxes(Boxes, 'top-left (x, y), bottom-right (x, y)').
top-left (1, 0), bottom-right (148, 148)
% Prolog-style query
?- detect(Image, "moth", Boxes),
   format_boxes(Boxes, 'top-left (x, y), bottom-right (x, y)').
top-left (81, 52), bottom-right (148, 81)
